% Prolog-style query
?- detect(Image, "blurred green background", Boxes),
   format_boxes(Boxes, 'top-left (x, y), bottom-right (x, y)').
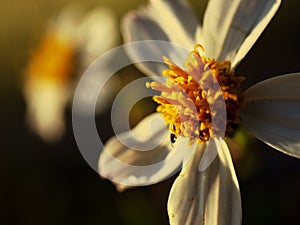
top-left (0, 0), bottom-right (300, 225)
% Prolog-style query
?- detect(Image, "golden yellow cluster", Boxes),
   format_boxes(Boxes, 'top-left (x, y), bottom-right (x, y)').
top-left (25, 29), bottom-right (75, 83)
top-left (146, 45), bottom-right (244, 143)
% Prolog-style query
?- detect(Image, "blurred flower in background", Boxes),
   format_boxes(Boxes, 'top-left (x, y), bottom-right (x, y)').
top-left (23, 4), bottom-right (119, 142)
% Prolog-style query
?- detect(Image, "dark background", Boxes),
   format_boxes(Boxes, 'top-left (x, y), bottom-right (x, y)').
top-left (1, 0), bottom-right (300, 225)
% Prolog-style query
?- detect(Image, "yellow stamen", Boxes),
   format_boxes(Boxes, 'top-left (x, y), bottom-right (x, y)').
top-left (147, 45), bottom-right (244, 143)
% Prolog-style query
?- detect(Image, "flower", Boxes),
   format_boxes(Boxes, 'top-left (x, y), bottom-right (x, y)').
top-left (23, 5), bottom-right (118, 142)
top-left (98, 0), bottom-right (300, 224)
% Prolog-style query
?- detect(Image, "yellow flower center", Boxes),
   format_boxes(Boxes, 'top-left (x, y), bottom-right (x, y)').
top-left (146, 45), bottom-right (244, 143)
top-left (25, 29), bottom-right (76, 83)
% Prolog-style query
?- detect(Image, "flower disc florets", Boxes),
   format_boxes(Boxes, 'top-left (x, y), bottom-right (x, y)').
top-left (146, 45), bottom-right (245, 143)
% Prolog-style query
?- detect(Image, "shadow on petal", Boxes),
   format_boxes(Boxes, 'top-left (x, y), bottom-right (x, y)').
top-left (98, 113), bottom-right (185, 188)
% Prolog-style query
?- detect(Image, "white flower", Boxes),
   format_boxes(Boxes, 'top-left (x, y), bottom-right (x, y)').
top-left (98, 0), bottom-right (300, 224)
top-left (23, 4), bottom-right (118, 142)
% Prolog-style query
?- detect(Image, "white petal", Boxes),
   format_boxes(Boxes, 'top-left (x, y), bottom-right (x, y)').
top-left (146, 0), bottom-right (198, 46)
top-left (200, 0), bottom-right (281, 67)
top-left (121, 0), bottom-right (199, 77)
top-left (50, 4), bottom-right (83, 43)
top-left (122, 0), bottom-right (198, 47)
top-left (23, 77), bottom-right (71, 142)
top-left (168, 138), bottom-right (242, 225)
top-left (76, 7), bottom-right (118, 67)
top-left (98, 113), bottom-right (186, 187)
top-left (121, 13), bottom-right (169, 78)
top-left (232, 0), bottom-right (281, 68)
top-left (241, 73), bottom-right (300, 158)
